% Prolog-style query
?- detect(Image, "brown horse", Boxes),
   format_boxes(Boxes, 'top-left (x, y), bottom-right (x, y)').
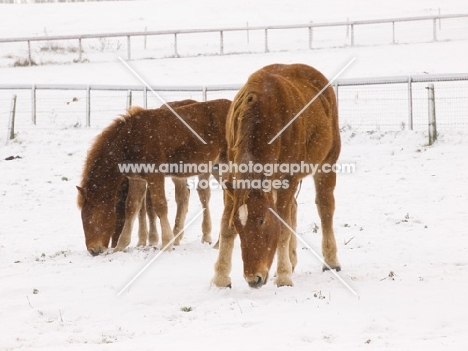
top-left (110, 100), bottom-right (213, 250)
top-left (212, 63), bottom-right (341, 288)
top-left (77, 99), bottom-right (231, 255)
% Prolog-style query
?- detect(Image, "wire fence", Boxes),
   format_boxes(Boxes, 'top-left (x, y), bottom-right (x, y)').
top-left (1, 73), bottom-right (467, 145)
top-left (1, 13), bottom-right (468, 66)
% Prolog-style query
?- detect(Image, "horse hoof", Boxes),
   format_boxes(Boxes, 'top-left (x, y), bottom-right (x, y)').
top-left (212, 275), bottom-right (232, 288)
top-left (113, 246), bottom-right (126, 253)
top-left (322, 264), bottom-right (341, 272)
top-left (161, 243), bottom-right (173, 252)
top-left (201, 236), bottom-right (213, 245)
top-left (274, 274), bottom-right (293, 287)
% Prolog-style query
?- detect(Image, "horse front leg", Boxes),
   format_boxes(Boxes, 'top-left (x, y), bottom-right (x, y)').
top-left (274, 185), bottom-right (298, 287)
top-left (197, 173), bottom-right (212, 244)
top-left (314, 171), bottom-right (340, 271)
top-left (147, 176), bottom-right (174, 251)
top-left (114, 178), bottom-right (147, 252)
top-left (172, 177), bottom-right (190, 246)
top-left (212, 192), bottom-right (237, 288)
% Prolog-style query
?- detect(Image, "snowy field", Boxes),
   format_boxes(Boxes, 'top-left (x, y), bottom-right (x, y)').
top-left (1, 1), bottom-right (468, 350)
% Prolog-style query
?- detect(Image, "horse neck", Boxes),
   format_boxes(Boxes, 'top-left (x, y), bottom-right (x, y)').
top-left (85, 163), bottom-right (123, 206)
top-left (83, 122), bottom-right (129, 206)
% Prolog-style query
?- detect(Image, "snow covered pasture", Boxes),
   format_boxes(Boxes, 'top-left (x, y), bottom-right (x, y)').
top-left (2, 126), bottom-right (467, 350)
top-left (1, 0), bottom-right (468, 350)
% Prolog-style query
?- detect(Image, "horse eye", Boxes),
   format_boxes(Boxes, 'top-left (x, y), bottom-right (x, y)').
top-left (259, 218), bottom-right (265, 226)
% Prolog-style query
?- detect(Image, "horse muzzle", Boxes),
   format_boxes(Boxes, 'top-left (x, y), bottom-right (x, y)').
top-left (245, 271), bottom-right (269, 289)
top-left (88, 246), bottom-right (105, 256)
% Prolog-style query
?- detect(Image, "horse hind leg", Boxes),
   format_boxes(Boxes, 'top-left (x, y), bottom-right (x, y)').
top-left (172, 177), bottom-right (190, 246)
top-left (289, 197), bottom-right (298, 272)
top-left (114, 178), bottom-right (147, 252)
top-left (313, 171), bottom-right (340, 271)
top-left (197, 173), bottom-right (212, 244)
top-left (136, 186), bottom-right (149, 247)
top-left (145, 188), bottom-right (159, 246)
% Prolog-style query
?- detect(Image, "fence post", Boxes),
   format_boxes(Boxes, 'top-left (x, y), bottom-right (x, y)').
top-left (78, 38), bottom-right (82, 62)
top-left (31, 84), bottom-right (36, 125)
top-left (143, 86), bottom-right (147, 108)
top-left (6, 94), bottom-right (17, 145)
top-left (220, 31), bottom-right (224, 55)
top-left (174, 33), bottom-right (179, 57)
top-left (427, 83), bottom-right (437, 145)
top-left (202, 86), bottom-right (207, 102)
top-left (407, 76), bottom-right (413, 130)
top-left (438, 8), bottom-right (442, 29)
top-left (308, 25), bottom-right (313, 49)
top-left (264, 29), bottom-right (269, 53)
top-left (127, 90), bottom-right (132, 108)
top-left (86, 85), bottom-right (91, 127)
top-left (433, 18), bottom-right (437, 42)
top-left (350, 24), bottom-right (355, 46)
top-left (127, 35), bottom-right (131, 60)
top-left (28, 41), bottom-right (32, 66)
top-left (392, 22), bottom-right (396, 44)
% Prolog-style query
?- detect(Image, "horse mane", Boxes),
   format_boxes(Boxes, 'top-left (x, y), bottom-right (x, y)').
top-left (226, 82), bottom-right (264, 222)
top-left (77, 107), bottom-right (143, 208)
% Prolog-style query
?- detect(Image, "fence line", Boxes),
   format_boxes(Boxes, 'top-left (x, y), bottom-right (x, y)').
top-left (1, 73), bottom-right (467, 133)
top-left (1, 13), bottom-right (467, 64)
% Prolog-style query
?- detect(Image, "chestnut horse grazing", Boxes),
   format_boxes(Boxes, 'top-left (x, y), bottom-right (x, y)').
top-left (77, 99), bottom-right (231, 255)
top-left (110, 100), bottom-right (213, 250)
top-left (212, 64), bottom-right (341, 288)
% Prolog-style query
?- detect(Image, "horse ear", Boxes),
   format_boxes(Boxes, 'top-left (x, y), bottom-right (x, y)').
top-left (76, 186), bottom-right (87, 199)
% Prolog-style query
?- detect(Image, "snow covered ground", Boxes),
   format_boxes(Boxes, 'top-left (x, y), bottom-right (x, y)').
top-left (1, 1), bottom-right (468, 350)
